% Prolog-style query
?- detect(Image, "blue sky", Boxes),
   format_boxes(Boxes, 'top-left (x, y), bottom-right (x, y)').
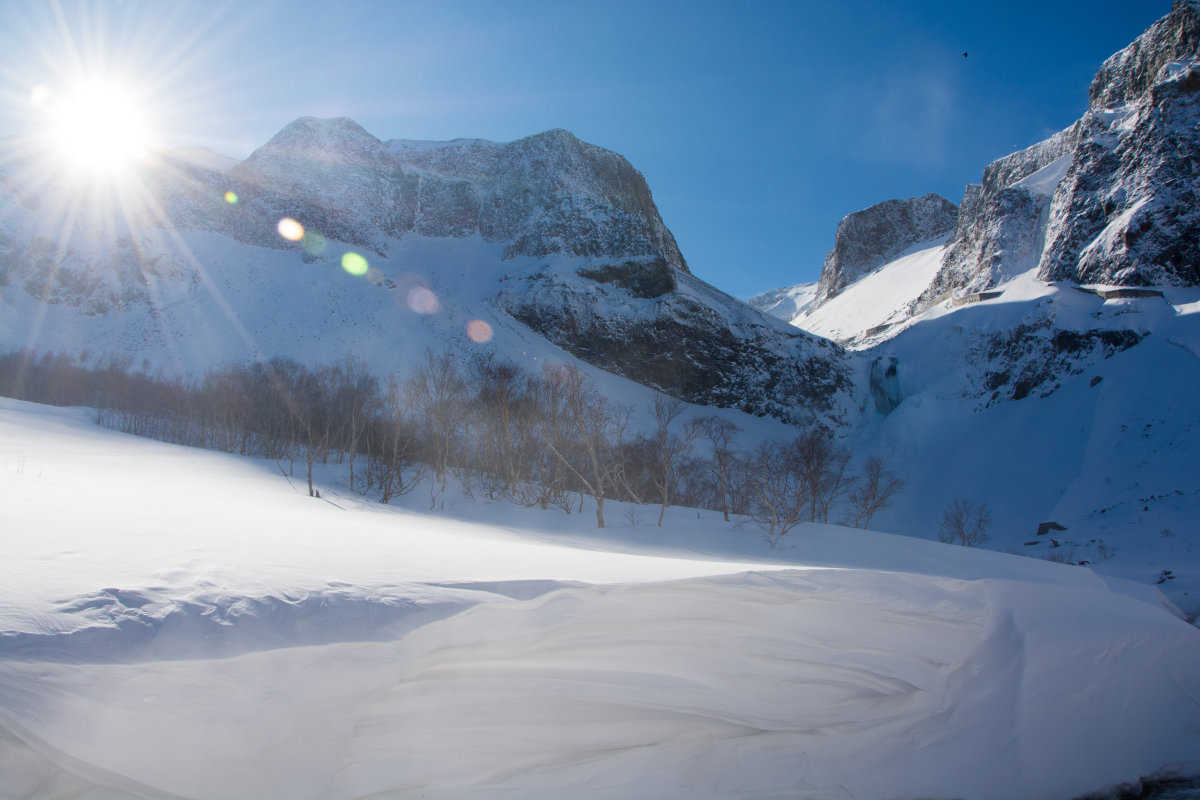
top-left (0, 0), bottom-right (1169, 299)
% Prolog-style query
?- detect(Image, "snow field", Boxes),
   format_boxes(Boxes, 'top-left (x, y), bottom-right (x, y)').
top-left (1, 398), bottom-right (1199, 799)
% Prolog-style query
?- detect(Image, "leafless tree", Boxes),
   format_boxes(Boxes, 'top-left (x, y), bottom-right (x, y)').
top-left (788, 428), bottom-right (854, 523)
top-left (543, 364), bottom-right (630, 528)
top-left (371, 375), bottom-right (424, 503)
top-left (938, 497), bottom-right (991, 547)
top-left (848, 456), bottom-right (906, 528)
top-left (694, 415), bottom-right (743, 522)
top-left (404, 349), bottom-right (467, 489)
top-left (645, 394), bottom-right (700, 526)
top-left (744, 441), bottom-right (809, 538)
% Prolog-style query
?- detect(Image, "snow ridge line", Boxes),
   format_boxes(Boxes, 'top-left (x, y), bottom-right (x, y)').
top-left (0, 583), bottom-right (558, 663)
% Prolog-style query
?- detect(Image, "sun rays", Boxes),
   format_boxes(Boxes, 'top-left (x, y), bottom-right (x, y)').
top-left (38, 75), bottom-right (158, 177)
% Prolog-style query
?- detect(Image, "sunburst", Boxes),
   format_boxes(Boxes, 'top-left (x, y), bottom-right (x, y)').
top-left (40, 75), bottom-right (158, 178)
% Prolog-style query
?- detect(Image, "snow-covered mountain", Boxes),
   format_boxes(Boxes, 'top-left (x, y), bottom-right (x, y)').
top-left (0, 3), bottom-right (1197, 612)
top-left (928, 0), bottom-right (1200, 299)
top-left (813, 193), bottom-right (958, 309)
top-left (747, 280), bottom-right (818, 321)
top-left (744, 2), bottom-right (1200, 616)
top-left (0, 118), bottom-right (852, 425)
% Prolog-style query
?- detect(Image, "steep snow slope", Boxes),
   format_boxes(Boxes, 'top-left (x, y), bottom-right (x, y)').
top-left (1, 398), bottom-right (1198, 800)
top-left (793, 240), bottom-right (947, 344)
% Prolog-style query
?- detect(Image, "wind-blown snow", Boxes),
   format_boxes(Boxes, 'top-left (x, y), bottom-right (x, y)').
top-left (1, 398), bottom-right (1198, 799)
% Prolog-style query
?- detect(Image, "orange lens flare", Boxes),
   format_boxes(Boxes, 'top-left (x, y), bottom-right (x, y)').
top-left (277, 217), bottom-right (304, 242)
top-left (466, 319), bottom-right (493, 343)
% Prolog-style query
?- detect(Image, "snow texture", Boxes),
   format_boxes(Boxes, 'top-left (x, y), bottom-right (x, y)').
top-left (1, 397), bottom-right (1198, 800)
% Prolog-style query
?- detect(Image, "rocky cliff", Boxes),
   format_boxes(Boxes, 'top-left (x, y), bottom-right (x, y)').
top-left (813, 194), bottom-right (957, 307)
top-left (924, 0), bottom-right (1200, 302)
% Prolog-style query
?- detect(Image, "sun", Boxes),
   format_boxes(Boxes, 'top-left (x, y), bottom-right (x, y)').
top-left (39, 76), bottom-right (158, 177)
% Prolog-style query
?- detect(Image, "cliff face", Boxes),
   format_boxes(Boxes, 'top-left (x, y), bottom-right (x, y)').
top-left (924, 1), bottom-right (1200, 300)
top-left (813, 194), bottom-right (957, 306)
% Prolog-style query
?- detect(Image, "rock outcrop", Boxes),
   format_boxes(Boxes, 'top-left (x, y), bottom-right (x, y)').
top-left (924, 0), bottom-right (1200, 301)
top-left (813, 194), bottom-right (958, 307)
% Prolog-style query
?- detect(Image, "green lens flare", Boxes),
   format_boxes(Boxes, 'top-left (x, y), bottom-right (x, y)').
top-left (224, 191), bottom-right (238, 204)
top-left (341, 251), bottom-right (369, 276)
top-left (303, 231), bottom-right (328, 257)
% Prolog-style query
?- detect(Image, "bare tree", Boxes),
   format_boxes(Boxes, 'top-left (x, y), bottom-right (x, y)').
top-left (543, 364), bottom-right (630, 529)
top-left (405, 349), bottom-right (467, 489)
top-left (371, 375), bottom-right (424, 503)
top-left (471, 356), bottom-right (541, 498)
top-left (788, 428), bottom-right (854, 523)
top-left (331, 355), bottom-right (380, 494)
top-left (848, 456), bottom-right (906, 528)
top-left (647, 394), bottom-right (699, 526)
top-left (744, 441), bottom-right (808, 538)
top-left (695, 415), bottom-right (742, 522)
top-left (938, 497), bottom-right (991, 547)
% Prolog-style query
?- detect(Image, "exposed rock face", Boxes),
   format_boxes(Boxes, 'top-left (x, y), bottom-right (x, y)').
top-left (925, 127), bottom-right (1081, 299)
top-left (220, 120), bottom-right (689, 271)
top-left (813, 194), bottom-right (957, 307)
top-left (924, 1), bottom-right (1200, 300)
top-left (494, 265), bottom-right (852, 426)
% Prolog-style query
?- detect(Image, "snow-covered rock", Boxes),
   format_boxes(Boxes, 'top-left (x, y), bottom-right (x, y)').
top-left (814, 193), bottom-right (957, 307)
top-left (746, 281), bottom-right (818, 322)
top-left (0, 119), bottom-right (853, 426)
top-left (925, 1), bottom-right (1200, 301)
top-left (495, 263), bottom-right (852, 425)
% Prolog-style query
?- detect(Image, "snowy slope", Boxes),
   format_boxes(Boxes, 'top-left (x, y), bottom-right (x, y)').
top-left (2, 398), bottom-right (1199, 800)
top-left (746, 280), bottom-right (817, 322)
top-left (792, 240), bottom-right (947, 344)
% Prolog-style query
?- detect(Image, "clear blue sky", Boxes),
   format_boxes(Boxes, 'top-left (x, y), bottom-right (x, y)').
top-left (0, 0), bottom-right (1170, 299)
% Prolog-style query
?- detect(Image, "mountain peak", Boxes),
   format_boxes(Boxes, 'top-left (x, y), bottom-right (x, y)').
top-left (1089, 0), bottom-right (1200, 109)
top-left (813, 193), bottom-right (958, 307)
top-left (248, 116), bottom-right (384, 163)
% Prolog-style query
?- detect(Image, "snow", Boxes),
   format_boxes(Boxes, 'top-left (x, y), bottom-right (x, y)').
top-left (1013, 152), bottom-right (1073, 197)
top-left (746, 281), bottom-right (818, 322)
top-left (794, 242), bottom-right (947, 344)
top-left (2, 397), bottom-right (1198, 800)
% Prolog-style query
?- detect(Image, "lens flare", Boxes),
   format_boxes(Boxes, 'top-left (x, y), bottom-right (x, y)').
top-left (30, 84), bottom-right (50, 107)
top-left (341, 251), bottom-right (369, 276)
top-left (277, 217), bottom-right (304, 242)
top-left (407, 286), bottom-right (441, 314)
top-left (46, 77), bottom-right (156, 174)
top-left (224, 191), bottom-right (238, 204)
top-left (303, 231), bottom-right (328, 258)
top-left (466, 319), bottom-right (493, 343)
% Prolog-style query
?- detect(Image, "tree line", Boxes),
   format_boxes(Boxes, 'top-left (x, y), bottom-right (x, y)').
top-left (0, 348), bottom-right (905, 533)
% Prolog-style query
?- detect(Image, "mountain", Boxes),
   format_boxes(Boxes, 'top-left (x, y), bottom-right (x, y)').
top-left (759, 1), bottom-right (1200, 321)
top-left (926, 0), bottom-right (1200, 301)
top-left (746, 2), bottom-right (1200, 616)
top-left (0, 3), bottom-right (1197, 616)
top-left (0, 119), bottom-right (852, 426)
top-left (747, 281), bottom-right (818, 322)
top-left (812, 193), bottom-right (958, 309)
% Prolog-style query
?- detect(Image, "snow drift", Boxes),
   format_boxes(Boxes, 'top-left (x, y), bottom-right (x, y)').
top-left (1, 398), bottom-right (1197, 800)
